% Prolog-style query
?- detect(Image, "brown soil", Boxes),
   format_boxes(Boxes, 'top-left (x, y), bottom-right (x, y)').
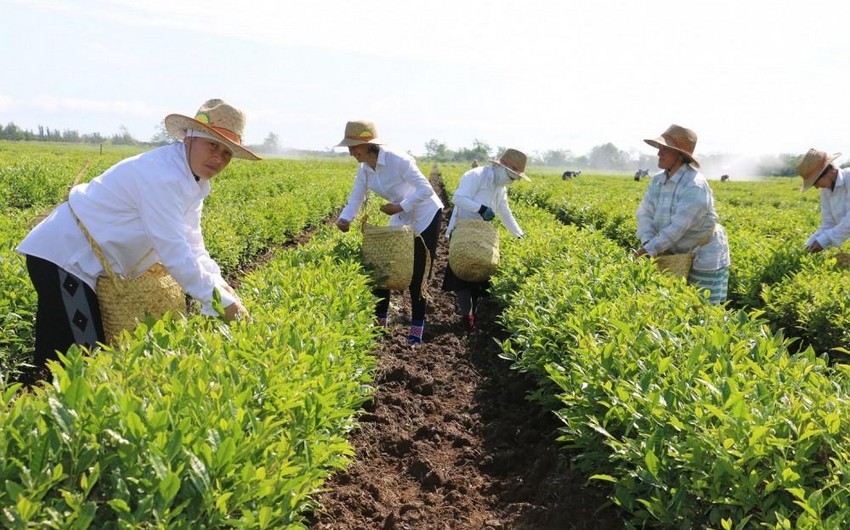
top-left (308, 180), bottom-right (626, 530)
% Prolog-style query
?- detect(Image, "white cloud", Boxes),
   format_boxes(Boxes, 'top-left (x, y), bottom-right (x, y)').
top-left (28, 96), bottom-right (164, 117)
top-left (4, 0), bottom-right (850, 156)
top-left (0, 93), bottom-right (13, 112)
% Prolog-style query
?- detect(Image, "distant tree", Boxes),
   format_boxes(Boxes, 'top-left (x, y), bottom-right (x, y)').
top-left (762, 153), bottom-right (804, 177)
top-left (82, 132), bottom-right (105, 144)
top-left (636, 153), bottom-right (657, 171)
top-left (111, 126), bottom-right (137, 146)
top-left (261, 132), bottom-right (280, 153)
top-left (62, 129), bottom-right (81, 143)
top-left (2, 122), bottom-right (25, 141)
top-left (424, 139), bottom-right (450, 161)
top-left (540, 149), bottom-right (574, 167)
top-left (456, 139), bottom-right (491, 163)
top-left (471, 139), bottom-right (492, 161)
top-left (150, 122), bottom-right (173, 145)
top-left (588, 142), bottom-right (630, 170)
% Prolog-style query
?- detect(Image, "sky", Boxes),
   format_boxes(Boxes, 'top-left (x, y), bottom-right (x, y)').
top-left (2, 0), bottom-right (850, 164)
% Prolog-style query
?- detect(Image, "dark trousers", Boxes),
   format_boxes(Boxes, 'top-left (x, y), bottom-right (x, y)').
top-left (374, 209), bottom-right (442, 322)
top-left (25, 255), bottom-right (104, 371)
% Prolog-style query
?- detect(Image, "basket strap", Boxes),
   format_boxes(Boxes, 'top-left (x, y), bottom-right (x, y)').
top-left (30, 161), bottom-right (90, 228)
top-left (693, 226), bottom-right (716, 249)
top-left (358, 189), bottom-right (371, 233)
top-left (67, 202), bottom-right (153, 280)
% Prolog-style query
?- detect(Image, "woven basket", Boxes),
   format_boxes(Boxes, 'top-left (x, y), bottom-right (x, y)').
top-left (361, 222), bottom-right (414, 290)
top-left (68, 203), bottom-right (186, 344)
top-left (654, 253), bottom-right (694, 279)
top-left (834, 252), bottom-right (850, 269)
top-left (449, 219), bottom-right (500, 282)
top-left (97, 263), bottom-right (186, 343)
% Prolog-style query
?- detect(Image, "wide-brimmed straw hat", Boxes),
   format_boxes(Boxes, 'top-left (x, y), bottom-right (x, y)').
top-left (797, 148), bottom-right (841, 192)
top-left (491, 148), bottom-right (531, 181)
top-left (644, 124), bottom-right (700, 168)
top-left (165, 99), bottom-right (260, 160)
top-left (337, 120), bottom-right (383, 147)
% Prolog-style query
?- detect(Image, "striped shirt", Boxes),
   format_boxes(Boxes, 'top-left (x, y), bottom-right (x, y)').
top-left (636, 164), bottom-right (730, 271)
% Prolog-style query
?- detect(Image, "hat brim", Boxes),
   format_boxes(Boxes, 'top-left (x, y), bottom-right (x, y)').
top-left (336, 137), bottom-right (383, 147)
top-left (490, 159), bottom-right (531, 181)
top-left (644, 137), bottom-right (700, 168)
top-left (164, 114), bottom-right (260, 160)
top-left (801, 152), bottom-right (841, 192)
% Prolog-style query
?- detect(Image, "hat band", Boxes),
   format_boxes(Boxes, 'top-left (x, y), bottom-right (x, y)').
top-left (346, 133), bottom-right (375, 141)
top-left (209, 126), bottom-right (241, 144)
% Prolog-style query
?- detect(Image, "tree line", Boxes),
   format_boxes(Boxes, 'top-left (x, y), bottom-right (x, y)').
top-left (0, 121), bottom-right (836, 177)
top-left (422, 138), bottom-right (838, 177)
top-left (0, 122), bottom-right (292, 155)
top-left (0, 122), bottom-right (140, 145)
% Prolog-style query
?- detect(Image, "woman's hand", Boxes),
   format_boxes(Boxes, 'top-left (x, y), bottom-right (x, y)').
top-left (477, 205), bottom-right (495, 221)
top-left (224, 301), bottom-right (249, 321)
top-left (634, 247), bottom-right (649, 258)
top-left (335, 218), bottom-right (351, 232)
top-left (380, 203), bottom-right (403, 215)
top-left (808, 241), bottom-right (824, 253)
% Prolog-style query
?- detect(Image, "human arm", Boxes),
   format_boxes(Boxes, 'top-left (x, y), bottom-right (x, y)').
top-left (640, 184), bottom-right (708, 257)
top-left (337, 168), bottom-right (369, 229)
top-left (494, 188), bottom-right (523, 237)
top-left (451, 170), bottom-right (487, 214)
top-left (137, 178), bottom-right (242, 318)
top-left (806, 189), bottom-right (850, 251)
top-left (635, 181), bottom-right (659, 247)
top-left (184, 200), bottom-right (245, 318)
top-left (380, 203), bottom-right (404, 215)
top-left (396, 155), bottom-right (437, 213)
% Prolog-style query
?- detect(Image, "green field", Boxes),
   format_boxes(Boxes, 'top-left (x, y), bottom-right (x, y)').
top-left (1, 142), bottom-right (850, 528)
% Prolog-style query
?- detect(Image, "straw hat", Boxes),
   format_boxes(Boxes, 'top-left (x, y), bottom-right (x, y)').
top-left (644, 124), bottom-right (700, 168)
top-left (337, 120), bottom-right (383, 147)
top-left (797, 148), bottom-right (841, 192)
top-left (491, 148), bottom-right (531, 181)
top-left (165, 99), bottom-right (259, 160)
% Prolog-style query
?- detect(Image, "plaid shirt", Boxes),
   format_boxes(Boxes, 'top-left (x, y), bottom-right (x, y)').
top-left (636, 164), bottom-right (730, 271)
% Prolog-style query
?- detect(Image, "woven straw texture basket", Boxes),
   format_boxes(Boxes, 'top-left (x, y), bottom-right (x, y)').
top-left (97, 263), bottom-right (186, 344)
top-left (834, 252), bottom-right (850, 269)
top-left (68, 202), bottom-right (186, 344)
top-left (654, 253), bottom-right (694, 279)
top-left (361, 222), bottom-right (414, 290)
top-left (449, 219), bottom-right (500, 282)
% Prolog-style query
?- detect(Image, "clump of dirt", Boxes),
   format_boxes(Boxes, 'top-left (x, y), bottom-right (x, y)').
top-left (308, 179), bottom-right (624, 529)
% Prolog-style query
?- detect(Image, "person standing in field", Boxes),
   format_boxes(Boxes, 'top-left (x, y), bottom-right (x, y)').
top-left (442, 148), bottom-right (528, 332)
top-left (334, 120), bottom-right (443, 345)
top-left (16, 99), bottom-right (257, 383)
top-left (634, 124), bottom-right (731, 304)
top-left (796, 148), bottom-right (850, 253)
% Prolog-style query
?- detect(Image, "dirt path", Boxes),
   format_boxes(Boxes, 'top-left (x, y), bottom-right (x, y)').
top-left (308, 179), bottom-right (624, 529)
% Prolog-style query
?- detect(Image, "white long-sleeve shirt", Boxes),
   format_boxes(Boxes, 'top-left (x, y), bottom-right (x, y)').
top-left (636, 164), bottom-right (730, 271)
top-left (17, 142), bottom-right (237, 315)
top-left (446, 164), bottom-right (523, 239)
top-left (338, 147), bottom-right (443, 235)
top-left (807, 168), bottom-right (850, 249)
